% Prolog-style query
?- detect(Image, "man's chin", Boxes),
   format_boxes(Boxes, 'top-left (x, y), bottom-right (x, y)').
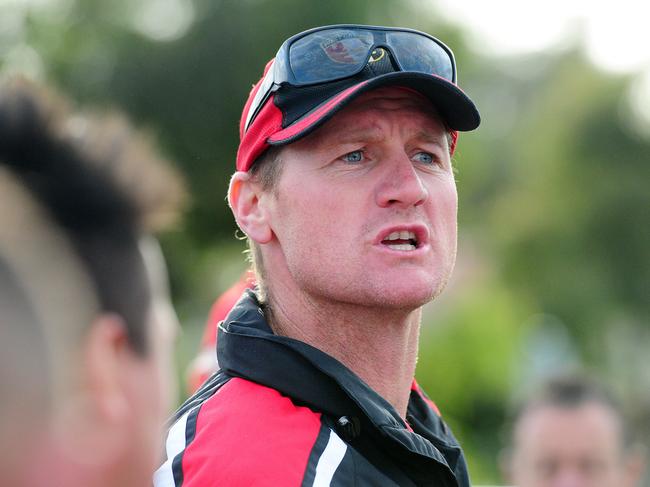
top-left (363, 279), bottom-right (445, 310)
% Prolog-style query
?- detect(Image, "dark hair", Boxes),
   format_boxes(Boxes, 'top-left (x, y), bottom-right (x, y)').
top-left (510, 374), bottom-right (630, 447)
top-left (249, 145), bottom-right (284, 192)
top-left (0, 78), bottom-right (185, 354)
top-left (522, 375), bottom-right (618, 409)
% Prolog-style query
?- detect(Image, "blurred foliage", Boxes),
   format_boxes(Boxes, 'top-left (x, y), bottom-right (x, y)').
top-left (3, 0), bottom-right (648, 483)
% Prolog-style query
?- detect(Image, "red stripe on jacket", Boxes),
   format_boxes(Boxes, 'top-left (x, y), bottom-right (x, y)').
top-left (411, 379), bottom-right (442, 417)
top-left (181, 377), bottom-right (322, 487)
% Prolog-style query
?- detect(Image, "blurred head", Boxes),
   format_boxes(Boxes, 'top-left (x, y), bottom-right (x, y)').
top-left (0, 78), bottom-right (185, 486)
top-left (228, 25), bottom-right (480, 302)
top-left (503, 375), bottom-right (646, 487)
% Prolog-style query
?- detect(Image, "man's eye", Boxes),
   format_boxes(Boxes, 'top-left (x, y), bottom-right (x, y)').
top-left (413, 152), bottom-right (434, 164)
top-left (342, 150), bottom-right (364, 163)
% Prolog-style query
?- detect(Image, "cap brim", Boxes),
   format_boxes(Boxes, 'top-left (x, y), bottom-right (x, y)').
top-left (267, 71), bottom-right (480, 146)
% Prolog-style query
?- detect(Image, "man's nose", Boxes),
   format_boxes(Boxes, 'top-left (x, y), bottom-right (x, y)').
top-left (375, 155), bottom-right (428, 209)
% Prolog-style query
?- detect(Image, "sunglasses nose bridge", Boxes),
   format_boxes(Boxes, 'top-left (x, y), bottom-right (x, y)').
top-left (366, 45), bottom-right (401, 74)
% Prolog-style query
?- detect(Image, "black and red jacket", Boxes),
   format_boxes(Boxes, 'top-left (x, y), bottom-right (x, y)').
top-left (155, 290), bottom-right (470, 486)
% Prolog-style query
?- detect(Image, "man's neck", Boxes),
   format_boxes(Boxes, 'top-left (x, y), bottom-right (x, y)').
top-left (265, 285), bottom-right (421, 419)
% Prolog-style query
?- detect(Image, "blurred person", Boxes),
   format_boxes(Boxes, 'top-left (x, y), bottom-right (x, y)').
top-left (156, 24), bottom-right (480, 486)
top-left (501, 374), bottom-right (646, 487)
top-left (0, 77), bottom-right (185, 486)
top-left (185, 269), bottom-right (255, 394)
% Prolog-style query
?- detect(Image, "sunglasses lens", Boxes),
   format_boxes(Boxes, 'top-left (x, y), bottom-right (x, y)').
top-left (246, 27), bottom-right (457, 132)
top-left (290, 29), bottom-right (374, 84)
top-left (386, 32), bottom-right (454, 81)
top-left (289, 29), bottom-right (454, 86)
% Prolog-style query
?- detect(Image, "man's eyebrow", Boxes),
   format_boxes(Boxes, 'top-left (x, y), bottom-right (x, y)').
top-left (413, 130), bottom-right (446, 146)
top-left (322, 127), bottom-right (384, 145)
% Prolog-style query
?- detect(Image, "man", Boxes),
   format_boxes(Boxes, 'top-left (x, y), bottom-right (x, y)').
top-left (0, 78), bottom-right (185, 486)
top-left (156, 24), bottom-right (480, 486)
top-left (502, 375), bottom-right (646, 487)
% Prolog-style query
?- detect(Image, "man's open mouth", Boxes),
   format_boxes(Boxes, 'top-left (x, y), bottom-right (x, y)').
top-left (381, 230), bottom-right (418, 251)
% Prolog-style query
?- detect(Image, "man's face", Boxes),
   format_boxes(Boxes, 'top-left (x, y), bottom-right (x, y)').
top-left (263, 87), bottom-right (457, 309)
top-left (508, 403), bottom-right (637, 487)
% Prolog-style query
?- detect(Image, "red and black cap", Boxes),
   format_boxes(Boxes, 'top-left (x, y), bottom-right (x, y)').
top-left (237, 48), bottom-right (480, 172)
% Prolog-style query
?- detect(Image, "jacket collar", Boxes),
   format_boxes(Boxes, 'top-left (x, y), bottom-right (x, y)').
top-left (218, 289), bottom-right (464, 481)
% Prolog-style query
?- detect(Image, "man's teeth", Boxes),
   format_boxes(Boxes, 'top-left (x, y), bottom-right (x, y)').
top-left (386, 243), bottom-right (416, 251)
top-left (383, 230), bottom-right (417, 251)
top-left (385, 230), bottom-right (416, 241)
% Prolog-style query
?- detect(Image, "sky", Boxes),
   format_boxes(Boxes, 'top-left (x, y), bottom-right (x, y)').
top-left (428, 0), bottom-right (650, 132)
top-left (431, 0), bottom-right (650, 74)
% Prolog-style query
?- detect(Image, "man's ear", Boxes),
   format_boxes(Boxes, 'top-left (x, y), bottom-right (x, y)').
top-left (83, 314), bottom-right (133, 426)
top-left (52, 313), bottom-right (134, 467)
top-left (228, 171), bottom-right (273, 244)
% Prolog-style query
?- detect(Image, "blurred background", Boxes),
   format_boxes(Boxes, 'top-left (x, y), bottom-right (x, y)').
top-left (2, 0), bottom-right (648, 483)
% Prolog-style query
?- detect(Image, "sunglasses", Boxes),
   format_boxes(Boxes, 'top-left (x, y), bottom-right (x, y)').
top-left (244, 24), bottom-right (458, 132)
